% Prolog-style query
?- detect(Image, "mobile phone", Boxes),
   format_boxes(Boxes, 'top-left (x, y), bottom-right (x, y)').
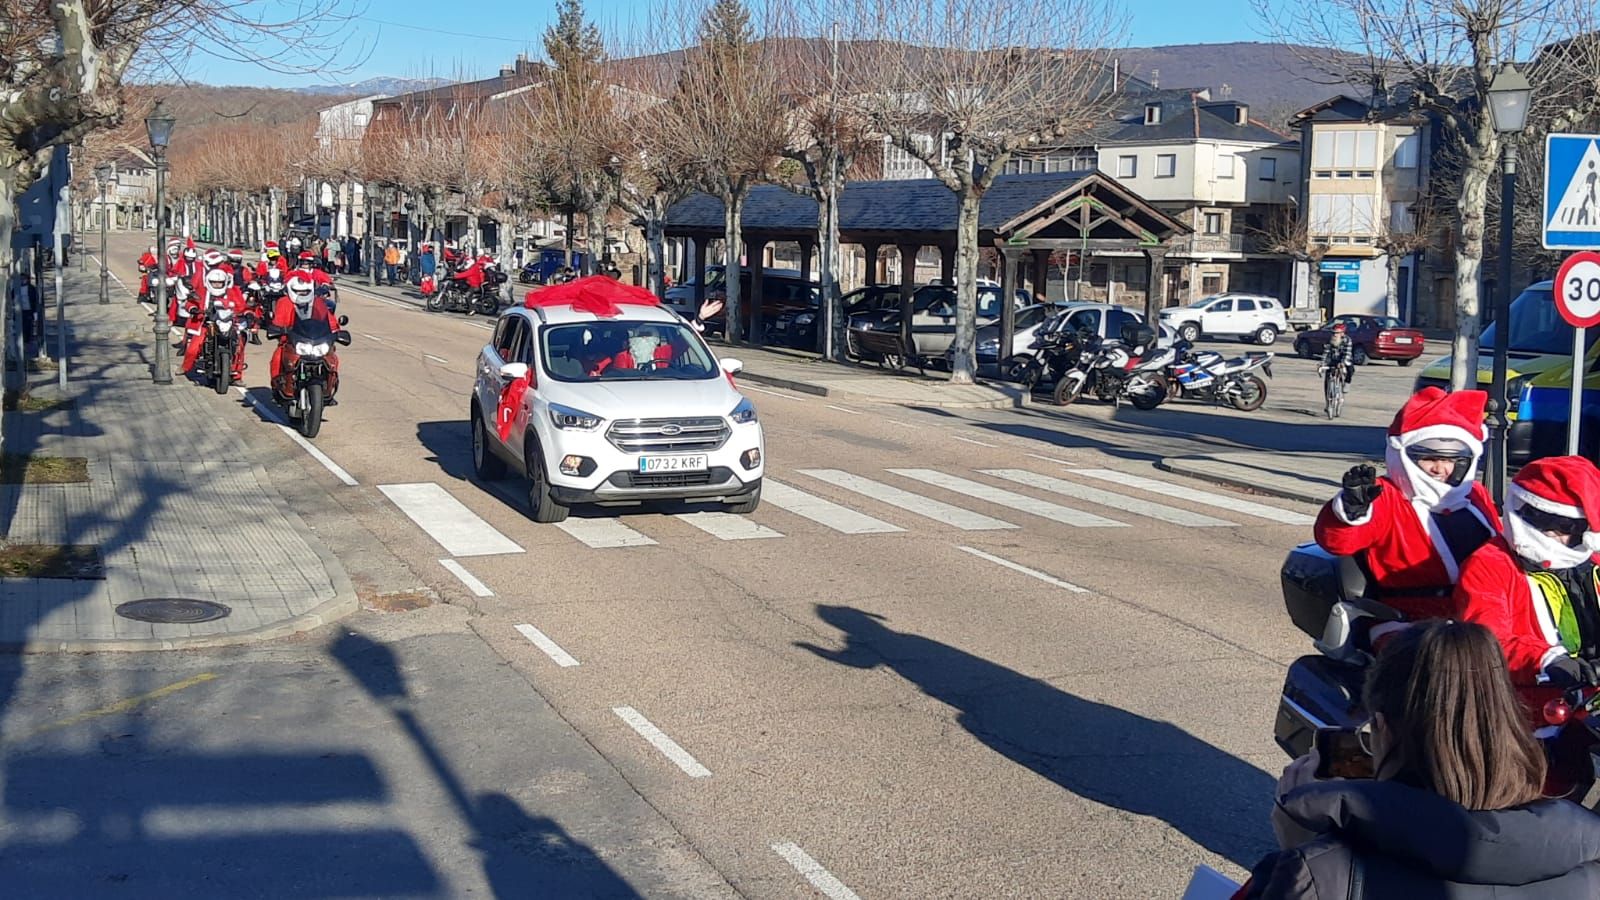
top-left (1313, 727), bottom-right (1375, 780)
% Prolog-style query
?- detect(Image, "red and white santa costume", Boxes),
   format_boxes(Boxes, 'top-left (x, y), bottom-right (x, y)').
top-left (137, 246), bottom-right (158, 299)
top-left (257, 242), bottom-right (290, 280)
top-left (294, 253), bottom-right (334, 288)
top-left (181, 268), bottom-right (248, 378)
top-left (1313, 387), bottom-right (1500, 620)
top-left (1455, 457), bottom-right (1600, 710)
top-left (268, 276), bottom-right (340, 390)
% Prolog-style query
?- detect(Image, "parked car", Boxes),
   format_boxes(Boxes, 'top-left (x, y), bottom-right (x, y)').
top-left (1158, 292), bottom-right (1289, 345)
top-left (1292, 315), bottom-right (1426, 366)
top-left (663, 265), bottom-right (725, 315)
top-left (1414, 281), bottom-right (1575, 403)
top-left (768, 284), bottom-right (904, 350)
top-left (955, 302), bottom-right (1174, 373)
top-left (848, 284), bottom-right (1031, 361)
top-left (694, 269), bottom-right (820, 337)
top-left (470, 301), bottom-right (764, 523)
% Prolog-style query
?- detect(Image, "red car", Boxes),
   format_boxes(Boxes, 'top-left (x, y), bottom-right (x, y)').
top-left (1293, 314), bottom-right (1426, 366)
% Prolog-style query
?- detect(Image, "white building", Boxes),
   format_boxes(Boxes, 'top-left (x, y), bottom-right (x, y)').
top-left (305, 94), bottom-right (386, 239)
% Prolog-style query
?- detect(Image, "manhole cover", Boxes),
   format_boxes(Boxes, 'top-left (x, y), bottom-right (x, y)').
top-left (115, 598), bottom-right (232, 624)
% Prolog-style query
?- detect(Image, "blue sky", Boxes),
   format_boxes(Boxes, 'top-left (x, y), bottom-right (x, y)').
top-left (180, 0), bottom-right (1267, 88)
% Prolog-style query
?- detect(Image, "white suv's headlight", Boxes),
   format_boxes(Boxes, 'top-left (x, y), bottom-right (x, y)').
top-left (729, 397), bottom-right (757, 424)
top-left (548, 403), bottom-right (603, 430)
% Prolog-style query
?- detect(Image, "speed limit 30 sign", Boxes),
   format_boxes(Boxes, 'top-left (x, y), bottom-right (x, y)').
top-left (1556, 251), bottom-right (1600, 327)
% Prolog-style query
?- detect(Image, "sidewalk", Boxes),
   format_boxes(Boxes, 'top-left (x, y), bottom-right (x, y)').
top-left (0, 259), bottom-right (357, 651)
top-left (1157, 451), bottom-right (1379, 506)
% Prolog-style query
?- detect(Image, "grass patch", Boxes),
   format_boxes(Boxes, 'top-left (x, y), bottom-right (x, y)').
top-left (17, 395), bottom-right (74, 414)
top-left (0, 544), bottom-right (104, 579)
top-left (0, 453), bottom-right (89, 484)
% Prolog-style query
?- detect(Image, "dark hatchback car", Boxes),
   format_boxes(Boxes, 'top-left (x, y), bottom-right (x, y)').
top-left (1292, 314), bottom-right (1426, 366)
top-left (767, 284), bottom-right (904, 349)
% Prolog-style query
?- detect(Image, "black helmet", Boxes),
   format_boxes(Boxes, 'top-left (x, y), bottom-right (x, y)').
top-left (1405, 437), bottom-right (1476, 486)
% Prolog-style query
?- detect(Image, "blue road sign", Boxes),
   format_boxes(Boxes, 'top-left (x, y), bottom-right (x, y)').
top-left (1319, 260), bottom-right (1361, 272)
top-left (1336, 273), bottom-right (1360, 292)
top-left (1544, 133), bottom-right (1600, 250)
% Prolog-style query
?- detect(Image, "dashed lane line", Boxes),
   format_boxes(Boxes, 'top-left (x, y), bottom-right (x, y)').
top-left (957, 546), bottom-right (1088, 594)
top-left (771, 842), bottom-right (862, 900)
top-left (515, 623), bottom-right (580, 667)
top-left (612, 706), bottom-right (711, 778)
top-left (439, 559), bottom-right (494, 597)
top-left (234, 386), bottom-right (359, 486)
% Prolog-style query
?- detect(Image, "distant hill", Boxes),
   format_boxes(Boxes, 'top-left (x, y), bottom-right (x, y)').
top-left (295, 77), bottom-right (451, 98)
top-left (1111, 43), bottom-right (1357, 126)
top-left (126, 84), bottom-right (356, 130)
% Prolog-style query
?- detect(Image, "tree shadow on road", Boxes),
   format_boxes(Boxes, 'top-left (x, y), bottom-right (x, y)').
top-left (797, 604), bottom-right (1276, 868)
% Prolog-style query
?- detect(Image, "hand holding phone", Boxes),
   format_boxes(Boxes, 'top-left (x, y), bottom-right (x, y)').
top-left (1313, 726), bottom-right (1376, 780)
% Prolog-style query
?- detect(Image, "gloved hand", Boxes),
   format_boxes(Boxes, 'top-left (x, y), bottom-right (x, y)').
top-left (1543, 655), bottom-right (1600, 688)
top-left (1339, 464), bottom-right (1383, 518)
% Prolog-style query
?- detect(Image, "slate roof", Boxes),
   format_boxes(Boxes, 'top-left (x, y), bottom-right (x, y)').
top-left (667, 172), bottom-right (1098, 236)
top-left (1100, 90), bottom-right (1296, 145)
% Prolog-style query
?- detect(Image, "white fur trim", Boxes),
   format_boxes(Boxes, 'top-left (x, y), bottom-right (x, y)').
top-left (1385, 441), bottom-right (1475, 513)
top-left (1391, 422), bottom-right (1486, 455)
top-left (1509, 483), bottom-right (1585, 520)
top-left (1510, 509), bottom-right (1593, 571)
top-left (1331, 492), bottom-right (1374, 526)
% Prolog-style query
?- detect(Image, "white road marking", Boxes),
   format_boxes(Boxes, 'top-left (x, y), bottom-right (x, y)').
top-left (1072, 468), bottom-right (1316, 525)
top-left (234, 387), bottom-right (359, 486)
top-left (825, 404), bottom-right (860, 415)
top-left (771, 842), bottom-right (862, 900)
top-left (439, 559), bottom-right (493, 597)
top-left (798, 469), bottom-right (1017, 530)
top-left (958, 546), bottom-right (1088, 593)
top-left (884, 419), bottom-right (920, 429)
top-left (424, 353), bottom-right (448, 365)
top-left (515, 623), bottom-right (580, 667)
top-left (1027, 452), bottom-right (1077, 466)
top-left (742, 385), bottom-right (805, 400)
top-left (612, 706), bottom-right (711, 778)
top-left (953, 435), bottom-right (999, 447)
top-left (890, 468), bottom-right (1126, 528)
top-left (762, 480), bottom-right (903, 534)
top-left (982, 469), bottom-right (1237, 527)
top-left (88, 255), bottom-right (130, 292)
top-left (674, 511), bottom-right (783, 540)
top-left (377, 483), bottom-right (525, 557)
top-left (555, 517), bottom-right (658, 548)
top-left (360, 332), bottom-right (384, 343)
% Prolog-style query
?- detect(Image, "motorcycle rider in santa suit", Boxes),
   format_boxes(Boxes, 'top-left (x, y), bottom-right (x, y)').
top-left (1314, 387), bottom-right (1501, 630)
top-left (180, 267), bottom-right (249, 380)
top-left (266, 274), bottom-right (342, 400)
top-left (136, 245), bottom-right (158, 302)
top-left (257, 241), bottom-right (290, 280)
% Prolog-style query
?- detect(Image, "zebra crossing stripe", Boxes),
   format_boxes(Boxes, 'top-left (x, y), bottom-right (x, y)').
top-left (762, 480), bottom-right (903, 534)
top-left (888, 469), bottom-right (1127, 528)
top-left (797, 469), bottom-right (1018, 531)
top-left (555, 517), bottom-right (658, 548)
top-left (1070, 468), bottom-right (1315, 525)
top-left (981, 469), bottom-right (1237, 527)
top-left (675, 511), bottom-right (783, 540)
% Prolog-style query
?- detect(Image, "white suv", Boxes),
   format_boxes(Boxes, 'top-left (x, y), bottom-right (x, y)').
top-left (471, 303), bottom-right (764, 522)
top-left (1159, 293), bottom-right (1288, 345)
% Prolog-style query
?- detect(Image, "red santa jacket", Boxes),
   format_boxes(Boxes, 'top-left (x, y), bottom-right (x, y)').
top-left (1454, 537), bottom-right (1600, 716)
top-left (257, 256), bottom-right (290, 280)
top-left (1314, 475), bottom-right (1500, 620)
top-left (452, 258), bottom-right (486, 289)
top-left (270, 295), bottom-right (338, 333)
top-left (137, 250), bottom-right (158, 272)
top-left (294, 266), bottom-right (334, 288)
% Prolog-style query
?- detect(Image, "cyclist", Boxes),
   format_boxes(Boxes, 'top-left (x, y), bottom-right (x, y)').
top-left (1320, 322), bottom-right (1355, 416)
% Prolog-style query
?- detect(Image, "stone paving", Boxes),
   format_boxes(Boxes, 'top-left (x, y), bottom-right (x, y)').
top-left (0, 261), bottom-right (355, 650)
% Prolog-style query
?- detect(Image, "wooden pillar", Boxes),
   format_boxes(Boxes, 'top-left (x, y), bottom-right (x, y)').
top-left (999, 247), bottom-right (1021, 371)
top-left (1031, 249), bottom-right (1051, 303)
top-left (897, 243), bottom-right (919, 354)
top-left (799, 238), bottom-right (815, 282)
top-left (1143, 246), bottom-right (1168, 324)
top-left (748, 237), bottom-right (768, 345)
top-left (863, 242), bottom-right (881, 286)
top-left (692, 235), bottom-right (710, 310)
top-left (940, 245), bottom-right (955, 285)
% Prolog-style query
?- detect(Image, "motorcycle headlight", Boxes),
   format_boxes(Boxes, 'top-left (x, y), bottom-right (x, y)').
top-left (548, 403), bottom-right (603, 431)
top-left (294, 341), bottom-right (331, 356)
top-left (794, 313), bottom-right (816, 326)
top-left (729, 397), bottom-right (758, 425)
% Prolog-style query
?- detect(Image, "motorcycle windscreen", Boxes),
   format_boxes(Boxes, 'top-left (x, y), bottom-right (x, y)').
top-left (288, 317), bottom-right (335, 348)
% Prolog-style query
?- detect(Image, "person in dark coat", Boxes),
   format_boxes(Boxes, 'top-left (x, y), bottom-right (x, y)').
top-left (1239, 621), bottom-right (1600, 899)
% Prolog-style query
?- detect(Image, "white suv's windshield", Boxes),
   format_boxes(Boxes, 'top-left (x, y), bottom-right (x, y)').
top-left (541, 320), bottom-right (720, 382)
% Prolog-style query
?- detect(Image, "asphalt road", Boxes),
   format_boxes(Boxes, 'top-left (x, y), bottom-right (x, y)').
top-left (14, 239), bottom-right (1426, 898)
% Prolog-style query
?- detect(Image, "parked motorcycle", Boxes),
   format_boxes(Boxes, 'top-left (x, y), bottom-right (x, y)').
top-left (273, 314), bottom-right (352, 438)
top-left (1007, 317), bottom-right (1087, 390)
top-left (1052, 322), bottom-right (1165, 408)
top-left (1169, 348), bottom-right (1273, 411)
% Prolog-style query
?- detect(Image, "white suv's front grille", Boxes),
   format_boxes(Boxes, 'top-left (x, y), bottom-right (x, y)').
top-left (606, 417), bottom-right (730, 453)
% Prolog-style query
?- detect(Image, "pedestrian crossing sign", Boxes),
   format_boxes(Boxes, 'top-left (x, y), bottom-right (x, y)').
top-left (1545, 134), bottom-right (1600, 250)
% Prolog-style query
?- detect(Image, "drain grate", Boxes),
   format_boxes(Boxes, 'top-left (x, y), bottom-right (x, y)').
top-left (115, 598), bottom-right (232, 624)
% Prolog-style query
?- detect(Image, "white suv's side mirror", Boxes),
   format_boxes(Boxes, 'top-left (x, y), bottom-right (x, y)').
top-left (720, 358), bottom-right (743, 375)
top-left (499, 362), bottom-right (529, 380)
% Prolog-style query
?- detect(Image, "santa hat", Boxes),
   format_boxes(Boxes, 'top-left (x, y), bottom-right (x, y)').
top-left (264, 241), bottom-right (280, 252)
top-left (1507, 456), bottom-right (1600, 571)
top-left (298, 251), bottom-right (315, 262)
top-left (1383, 387), bottom-right (1488, 511)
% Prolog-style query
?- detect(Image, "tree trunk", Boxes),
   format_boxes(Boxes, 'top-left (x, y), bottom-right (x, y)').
top-left (820, 160), bottom-right (845, 362)
top-left (949, 190), bottom-right (982, 385)
top-left (645, 195), bottom-right (666, 296)
top-left (586, 203), bottom-right (607, 277)
top-left (1385, 252), bottom-right (1402, 320)
top-left (1449, 135), bottom-right (1496, 391)
top-left (1, 166), bottom-right (19, 422)
top-left (723, 190), bottom-right (745, 345)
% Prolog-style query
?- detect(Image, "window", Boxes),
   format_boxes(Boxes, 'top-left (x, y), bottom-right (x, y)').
top-left (1105, 308), bottom-right (1140, 336)
top-left (540, 321), bottom-right (718, 382)
top-left (1145, 104), bottom-right (1162, 125)
top-left (1155, 154), bottom-right (1177, 178)
top-left (1394, 132), bottom-right (1420, 169)
top-left (1391, 202), bottom-right (1415, 233)
top-left (1065, 309), bottom-right (1102, 334)
top-left (1210, 299), bottom-right (1234, 312)
top-left (1202, 274), bottom-right (1222, 294)
top-left (493, 316), bottom-right (527, 362)
top-left (1117, 155), bottom-right (1137, 178)
top-left (1203, 212), bottom-right (1224, 235)
top-left (1259, 157), bottom-right (1277, 181)
top-left (1310, 195), bottom-right (1378, 236)
top-left (1217, 154), bottom-right (1236, 179)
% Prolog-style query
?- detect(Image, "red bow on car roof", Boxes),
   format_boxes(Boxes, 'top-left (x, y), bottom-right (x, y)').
top-left (524, 276), bottom-right (660, 318)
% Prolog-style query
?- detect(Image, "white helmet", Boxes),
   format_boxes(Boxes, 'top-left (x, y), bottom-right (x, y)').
top-left (285, 275), bottom-right (315, 313)
top-left (205, 268), bottom-right (230, 297)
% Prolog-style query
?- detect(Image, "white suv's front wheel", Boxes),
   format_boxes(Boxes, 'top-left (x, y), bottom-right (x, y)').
top-left (1178, 322), bottom-right (1200, 343)
top-left (1254, 324), bottom-right (1278, 345)
top-left (524, 440), bottom-right (570, 523)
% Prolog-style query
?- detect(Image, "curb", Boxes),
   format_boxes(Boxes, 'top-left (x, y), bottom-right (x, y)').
top-left (1155, 457), bottom-right (1334, 507)
top-left (738, 370), bottom-right (1027, 410)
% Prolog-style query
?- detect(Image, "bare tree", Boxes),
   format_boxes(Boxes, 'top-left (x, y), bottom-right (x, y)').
top-left (1373, 197), bottom-right (1440, 320)
top-left (1258, 0), bottom-right (1600, 389)
top-left (845, 0), bottom-right (1125, 384)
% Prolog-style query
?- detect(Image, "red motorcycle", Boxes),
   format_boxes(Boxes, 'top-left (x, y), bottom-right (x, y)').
top-left (272, 314), bottom-right (351, 438)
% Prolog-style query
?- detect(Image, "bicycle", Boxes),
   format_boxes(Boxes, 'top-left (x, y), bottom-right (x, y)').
top-left (1321, 364), bottom-right (1348, 419)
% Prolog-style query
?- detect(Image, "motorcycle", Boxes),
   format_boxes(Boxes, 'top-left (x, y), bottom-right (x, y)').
top-left (273, 314), bottom-right (352, 438)
top-left (1122, 342), bottom-right (1183, 411)
top-left (1169, 348), bottom-right (1273, 412)
top-left (427, 260), bottom-right (503, 316)
top-left (1006, 316), bottom-right (1086, 390)
top-left (198, 295), bottom-right (252, 395)
top-left (1052, 323), bottom-right (1165, 408)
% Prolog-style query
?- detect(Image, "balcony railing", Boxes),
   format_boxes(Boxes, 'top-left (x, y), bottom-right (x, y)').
top-left (1174, 233), bottom-right (1247, 255)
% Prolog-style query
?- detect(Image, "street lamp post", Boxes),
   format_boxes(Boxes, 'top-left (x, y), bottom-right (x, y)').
top-left (94, 162), bottom-right (112, 304)
top-left (146, 101), bottom-right (176, 384)
top-left (1485, 64), bottom-right (1533, 505)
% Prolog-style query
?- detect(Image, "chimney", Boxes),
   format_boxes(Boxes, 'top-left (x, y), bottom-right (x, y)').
top-left (499, 64), bottom-right (514, 78)
top-left (1150, 67), bottom-right (1159, 89)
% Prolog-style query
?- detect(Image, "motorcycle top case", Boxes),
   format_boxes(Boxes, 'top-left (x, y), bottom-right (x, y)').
top-left (1119, 321), bottom-right (1156, 348)
top-left (1281, 542), bottom-right (1382, 638)
top-left (1276, 654), bottom-right (1368, 758)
